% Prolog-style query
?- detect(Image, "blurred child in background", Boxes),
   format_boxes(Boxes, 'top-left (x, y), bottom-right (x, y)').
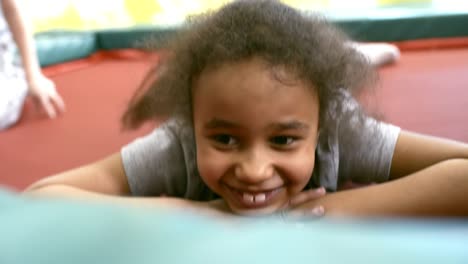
top-left (0, 0), bottom-right (65, 131)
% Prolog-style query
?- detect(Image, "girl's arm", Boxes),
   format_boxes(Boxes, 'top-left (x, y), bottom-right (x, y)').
top-left (312, 158), bottom-right (468, 216)
top-left (24, 153), bottom-right (131, 196)
top-left (390, 130), bottom-right (468, 179)
top-left (27, 184), bottom-right (230, 216)
top-left (24, 153), bottom-right (231, 217)
top-left (2, 0), bottom-right (65, 117)
top-left (296, 130), bottom-right (468, 217)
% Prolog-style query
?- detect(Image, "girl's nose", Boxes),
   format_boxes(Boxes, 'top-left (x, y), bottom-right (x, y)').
top-left (234, 150), bottom-right (274, 184)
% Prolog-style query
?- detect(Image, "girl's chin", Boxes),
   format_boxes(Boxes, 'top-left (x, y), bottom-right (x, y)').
top-left (227, 202), bottom-right (283, 217)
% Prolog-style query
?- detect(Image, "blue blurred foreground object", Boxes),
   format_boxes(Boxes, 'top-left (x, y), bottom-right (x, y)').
top-left (0, 188), bottom-right (467, 264)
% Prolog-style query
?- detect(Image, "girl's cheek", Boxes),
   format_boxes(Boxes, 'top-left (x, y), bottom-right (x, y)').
top-left (197, 149), bottom-right (231, 181)
top-left (281, 152), bottom-right (316, 184)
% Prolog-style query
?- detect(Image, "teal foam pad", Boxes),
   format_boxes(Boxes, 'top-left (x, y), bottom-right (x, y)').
top-left (1, 188), bottom-right (467, 264)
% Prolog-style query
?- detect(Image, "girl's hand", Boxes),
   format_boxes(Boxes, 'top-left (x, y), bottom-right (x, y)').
top-left (183, 188), bottom-right (327, 221)
top-left (28, 74), bottom-right (66, 118)
top-left (280, 187), bottom-right (326, 221)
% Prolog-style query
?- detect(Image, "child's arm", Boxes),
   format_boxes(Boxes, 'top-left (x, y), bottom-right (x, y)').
top-left (24, 153), bottom-right (231, 217)
top-left (293, 130), bottom-right (468, 217)
top-left (27, 184), bottom-right (231, 217)
top-left (390, 130), bottom-right (468, 179)
top-left (2, 0), bottom-right (65, 117)
top-left (24, 153), bottom-right (130, 196)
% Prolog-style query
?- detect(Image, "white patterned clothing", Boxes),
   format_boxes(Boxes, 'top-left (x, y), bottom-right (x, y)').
top-left (0, 3), bottom-right (28, 130)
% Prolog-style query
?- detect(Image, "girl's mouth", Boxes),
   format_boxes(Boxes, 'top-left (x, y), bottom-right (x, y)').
top-left (224, 185), bottom-right (283, 209)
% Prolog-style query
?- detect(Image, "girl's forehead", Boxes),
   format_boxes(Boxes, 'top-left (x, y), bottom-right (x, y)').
top-left (193, 58), bottom-right (318, 108)
top-left (195, 57), bottom-right (313, 91)
top-left (192, 57), bottom-right (320, 134)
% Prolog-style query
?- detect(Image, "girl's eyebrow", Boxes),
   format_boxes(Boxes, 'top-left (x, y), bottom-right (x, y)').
top-left (204, 118), bottom-right (309, 131)
top-left (268, 121), bottom-right (310, 132)
top-left (204, 118), bottom-right (240, 129)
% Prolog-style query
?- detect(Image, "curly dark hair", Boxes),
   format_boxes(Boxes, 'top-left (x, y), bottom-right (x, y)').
top-left (121, 0), bottom-right (376, 130)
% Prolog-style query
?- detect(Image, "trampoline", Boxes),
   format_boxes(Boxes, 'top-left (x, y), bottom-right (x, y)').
top-left (0, 51), bottom-right (156, 190)
top-left (0, 6), bottom-right (467, 264)
top-left (0, 9), bottom-right (467, 191)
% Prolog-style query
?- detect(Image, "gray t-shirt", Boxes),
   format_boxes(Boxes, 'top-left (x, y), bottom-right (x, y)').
top-left (121, 90), bottom-right (400, 200)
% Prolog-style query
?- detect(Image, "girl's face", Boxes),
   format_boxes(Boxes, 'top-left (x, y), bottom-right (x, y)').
top-left (193, 58), bottom-right (319, 215)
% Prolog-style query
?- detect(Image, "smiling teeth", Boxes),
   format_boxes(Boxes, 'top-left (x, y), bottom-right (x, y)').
top-left (243, 193), bottom-right (254, 203)
top-left (255, 193), bottom-right (266, 202)
top-left (242, 192), bottom-right (266, 204)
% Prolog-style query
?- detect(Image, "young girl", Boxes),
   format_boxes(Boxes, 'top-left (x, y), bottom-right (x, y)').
top-left (25, 0), bottom-right (468, 218)
top-left (0, 0), bottom-right (65, 131)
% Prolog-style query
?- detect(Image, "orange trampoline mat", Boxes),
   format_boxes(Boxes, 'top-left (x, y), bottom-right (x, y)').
top-left (0, 43), bottom-right (467, 190)
top-left (0, 57), bottom-right (155, 190)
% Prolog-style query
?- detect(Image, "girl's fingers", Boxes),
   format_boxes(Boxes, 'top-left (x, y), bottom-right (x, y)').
top-left (50, 92), bottom-right (66, 113)
top-left (288, 187), bottom-right (326, 207)
top-left (277, 187), bottom-right (326, 221)
top-left (281, 205), bottom-right (325, 221)
top-left (39, 95), bottom-right (57, 119)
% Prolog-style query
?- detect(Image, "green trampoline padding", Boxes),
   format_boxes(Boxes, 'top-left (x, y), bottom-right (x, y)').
top-left (34, 7), bottom-right (468, 67)
top-left (35, 30), bottom-right (98, 67)
top-left (1, 189), bottom-right (467, 264)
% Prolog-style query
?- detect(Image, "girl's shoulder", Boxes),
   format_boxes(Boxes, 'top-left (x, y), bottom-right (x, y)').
top-left (312, 88), bottom-right (400, 190)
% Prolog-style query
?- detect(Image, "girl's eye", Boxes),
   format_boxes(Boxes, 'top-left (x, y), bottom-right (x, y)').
top-left (212, 134), bottom-right (237, 146)
top-left (270, 136), bottom-right (297, 146)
